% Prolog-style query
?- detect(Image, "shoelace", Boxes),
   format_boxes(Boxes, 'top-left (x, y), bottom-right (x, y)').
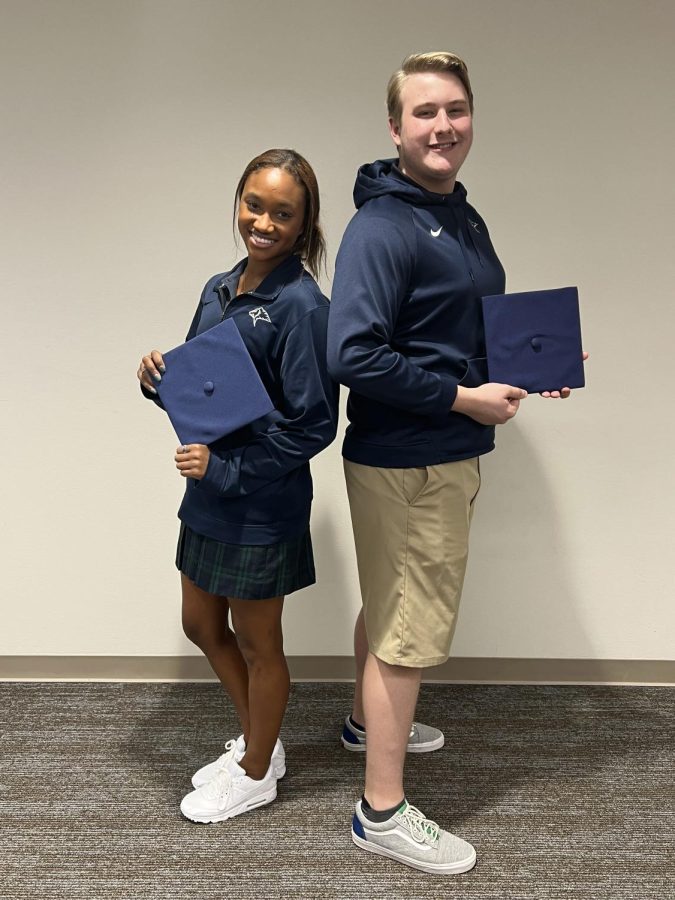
top-left (197, 738), bottom-right (239, 798)
top-left (215, 739), bottom-right (238, 768)
top-left (203, 738), bottom-right (239, 779)
top-left (200, 765), bottom-right (234, 802)
top-left (396, 804), bottom-right (440, 845)
top-left (409, 723), bottom-right (418, 739)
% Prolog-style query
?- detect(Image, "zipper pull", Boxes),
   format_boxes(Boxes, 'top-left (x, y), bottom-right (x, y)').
top-left (216, 283), bottom-right (229, 320)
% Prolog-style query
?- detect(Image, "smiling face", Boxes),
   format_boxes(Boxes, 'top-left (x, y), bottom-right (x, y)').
top-left (237, 167), bottom-right (306, 275)
top-left (388, 71), bottom-right (473, 194)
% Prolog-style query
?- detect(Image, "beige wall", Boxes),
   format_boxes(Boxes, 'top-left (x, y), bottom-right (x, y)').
top-left (2, 0), bottom-right (673, 661)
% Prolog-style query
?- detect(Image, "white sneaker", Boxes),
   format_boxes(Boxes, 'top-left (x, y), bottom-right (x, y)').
top-left (180, 760), bottom-right (278, 823)
top-left (191, 735), bottom-right (286, 788)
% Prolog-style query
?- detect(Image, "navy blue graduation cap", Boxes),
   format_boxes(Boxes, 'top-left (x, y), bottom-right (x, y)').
top-left (481, 286), bottom-right (585, 394)
top-left (155, 318), bottom-right (274, 445)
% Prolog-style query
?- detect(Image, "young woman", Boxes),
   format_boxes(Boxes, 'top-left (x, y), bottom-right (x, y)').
top-left (138, 149), bottom-right (337, 823)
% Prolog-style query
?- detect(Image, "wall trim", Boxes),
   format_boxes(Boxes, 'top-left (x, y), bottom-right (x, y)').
top-left (0, 656), bottom-right (673, 685)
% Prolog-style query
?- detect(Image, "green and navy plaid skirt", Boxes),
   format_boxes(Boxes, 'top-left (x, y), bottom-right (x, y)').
top-left (175, 523), bottom-right (315, 599)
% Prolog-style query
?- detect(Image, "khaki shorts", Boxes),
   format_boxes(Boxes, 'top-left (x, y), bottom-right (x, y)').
top-left (344, 457), bottom-right (481, 668)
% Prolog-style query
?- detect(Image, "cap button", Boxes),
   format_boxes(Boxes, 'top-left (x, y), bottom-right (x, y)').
top-left (530, 337), bottom-right (542, 352)
top-left (203, 380), bottom-right (215, 395)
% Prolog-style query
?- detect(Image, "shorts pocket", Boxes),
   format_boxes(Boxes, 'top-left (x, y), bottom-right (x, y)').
top-left (402, 467), bottom-right (430, 505)
top-left (468, 457), bottom-right (481, 506)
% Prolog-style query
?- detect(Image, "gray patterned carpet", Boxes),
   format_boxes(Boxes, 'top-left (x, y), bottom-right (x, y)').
top-left (1, 682), bottom-right (673, 899)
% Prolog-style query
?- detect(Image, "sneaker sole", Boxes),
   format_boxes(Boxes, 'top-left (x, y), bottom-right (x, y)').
top-left (181, 785), bottom-right (277, 824)
top-left (192, 759), bottom-right (286, 789)
top-left (340, 736), bottom-right (366, 752)
top-left (341, 736), bottom-right (445, 754)
top-left (407, 734), bottom-right (445, 753)
top-left (351, 830), bottom-right (476, 875)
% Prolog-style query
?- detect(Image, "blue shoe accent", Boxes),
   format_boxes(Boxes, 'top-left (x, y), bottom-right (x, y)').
top-left (342, 723), bottom-right (362, 746)
top-left (352, 813), bottom-right (366, 840)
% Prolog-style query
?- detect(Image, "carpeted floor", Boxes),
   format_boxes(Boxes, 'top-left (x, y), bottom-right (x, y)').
top-left (0, 682), bottom-right (673, 899)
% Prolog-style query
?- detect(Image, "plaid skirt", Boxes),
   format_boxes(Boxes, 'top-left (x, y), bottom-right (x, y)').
top-left (175, 523), bottom-right (315, 599)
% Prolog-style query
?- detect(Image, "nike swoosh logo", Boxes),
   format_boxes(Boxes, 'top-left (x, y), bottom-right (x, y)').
top-left (430, 227), bottom-right (442, 238)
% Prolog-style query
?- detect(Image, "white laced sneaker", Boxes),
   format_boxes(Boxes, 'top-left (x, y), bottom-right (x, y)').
top-left (180, 760), bottom-right (278, 824)
top-left (351, 799), bottom-right (476, 874)
top-left (191, 735), bottom-right (286, 788)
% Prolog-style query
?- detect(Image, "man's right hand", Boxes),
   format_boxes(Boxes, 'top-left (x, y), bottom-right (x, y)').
top-left (137, 350), bottom-right (165, 395)
top-left (452, 383), bottom-right (527, 425)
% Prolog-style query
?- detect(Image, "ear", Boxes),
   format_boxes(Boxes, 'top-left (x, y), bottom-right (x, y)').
top-left (388, 117), bottom-right (402, 148)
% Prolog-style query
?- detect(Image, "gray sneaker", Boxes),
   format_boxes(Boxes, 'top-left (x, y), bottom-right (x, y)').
top-left (407, 721), bottom-right (445, 753)
top-left (341, 717), bottom-right (444, 753)
top-left (351, 800), bottom-right (476, 875)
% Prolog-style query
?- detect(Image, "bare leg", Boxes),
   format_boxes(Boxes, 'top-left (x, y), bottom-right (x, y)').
top-left (362, 652), bottom-right (423, 810)
top-left (351, 609), bottom-right (369, 724)
top-left (229, 596), bottom-right (289, 781)
top-left (181, 573), bottom-right (251, 739)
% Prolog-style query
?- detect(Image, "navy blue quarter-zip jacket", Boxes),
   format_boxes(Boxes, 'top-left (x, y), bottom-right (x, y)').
top-left (327, 159), bottom-right (505, 467)
top-left (147, 254), bottom-right (338, 544)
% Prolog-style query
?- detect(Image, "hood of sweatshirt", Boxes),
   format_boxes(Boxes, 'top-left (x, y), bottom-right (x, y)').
top-left (353, 158), bottom-right (467, 209)
top-left (354, 157), bottom-right (489, 285)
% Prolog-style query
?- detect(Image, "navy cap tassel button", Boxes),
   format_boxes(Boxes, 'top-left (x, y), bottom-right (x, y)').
top-left (204, 381), bottom-right (215, 394)
top-left (530, 337), bottom-right (542, 353)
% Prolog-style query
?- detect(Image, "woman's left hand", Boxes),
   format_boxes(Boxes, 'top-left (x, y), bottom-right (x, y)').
top-left (175, 444), bottom-right (210, 479)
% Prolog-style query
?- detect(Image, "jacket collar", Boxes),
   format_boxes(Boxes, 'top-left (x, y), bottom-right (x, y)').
top-left (252, 254), bottom-right (304, 300)
top-left (220, 254), bottom-right (304, 302)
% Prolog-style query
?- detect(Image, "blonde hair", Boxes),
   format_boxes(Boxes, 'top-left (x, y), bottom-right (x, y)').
top-left (386, 51), bottom-right (474, 125)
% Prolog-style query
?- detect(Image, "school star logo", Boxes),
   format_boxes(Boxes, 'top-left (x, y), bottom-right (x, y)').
top-left (249, 306), bottom-right (272, 326)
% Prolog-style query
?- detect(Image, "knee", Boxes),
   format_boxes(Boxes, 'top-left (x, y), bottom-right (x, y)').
top-left (182, 607), bottom-right (234, 651)
top-left (181, 606), bottom-right (205, 647)
top-left (235, 627), bottom-right (283, 668)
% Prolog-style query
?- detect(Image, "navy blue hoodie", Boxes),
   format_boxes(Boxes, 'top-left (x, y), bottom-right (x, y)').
top-left (147, 254), bottom-right (338, 544)
top-left (327, 159), bottom-right (506, 467)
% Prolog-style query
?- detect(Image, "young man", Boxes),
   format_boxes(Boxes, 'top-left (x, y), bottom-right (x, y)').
top-left (328, 51), bottom-right (573, 875)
